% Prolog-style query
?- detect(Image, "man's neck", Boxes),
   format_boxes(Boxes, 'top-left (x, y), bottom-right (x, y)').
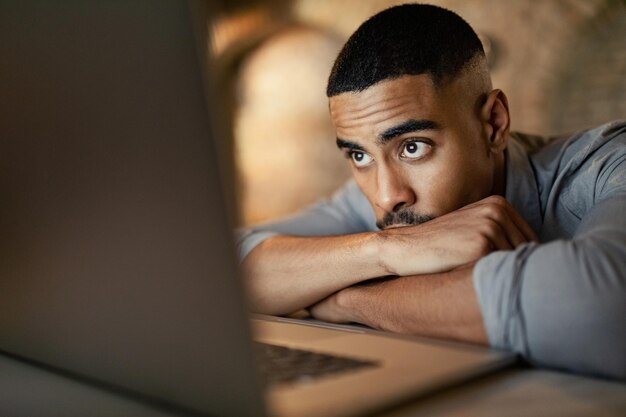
top-left (492, 145), bottom-right (507, 197)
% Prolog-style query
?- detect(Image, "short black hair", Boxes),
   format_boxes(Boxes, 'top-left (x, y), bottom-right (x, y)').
top-left (326, 3), bottom-right (485, 97)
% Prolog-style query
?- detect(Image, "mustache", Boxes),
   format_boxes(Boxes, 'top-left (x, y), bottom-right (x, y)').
top-left (376, 210), bottom-right (434, 230)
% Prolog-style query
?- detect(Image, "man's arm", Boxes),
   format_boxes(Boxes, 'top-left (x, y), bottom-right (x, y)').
top-left (308, 266), bottom-right (488, 345)
top-left (312, 191), bottom-right (626, 380)
top-left (242, 190), bottom-right (536, 315)
top-left (475, 193), bottom-right (626, 380)
top-left (243, 233), bottom-right (383, 315)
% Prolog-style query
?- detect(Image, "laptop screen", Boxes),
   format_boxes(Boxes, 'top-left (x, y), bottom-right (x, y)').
top-left (0, 1), bottom-right (264, 415)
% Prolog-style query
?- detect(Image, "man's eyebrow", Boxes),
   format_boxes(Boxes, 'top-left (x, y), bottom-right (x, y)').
top-left (379, 119), bottom-right (441, 143)
top-left (336, 138), bottom-right (366, 151)
top-left (335, 119), bottom-right (439, 151)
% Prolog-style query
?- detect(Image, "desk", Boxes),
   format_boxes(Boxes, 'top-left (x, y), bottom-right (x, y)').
top-left (1, 352), bottom-right (624, 416)
top-left (381, 366), bottom-right (626, 417)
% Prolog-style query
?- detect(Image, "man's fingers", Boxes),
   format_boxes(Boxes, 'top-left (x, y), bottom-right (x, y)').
top-left (493, 207), bottom-right (530, 247)
top-left (472, 195), bottom-right (539, 245)
top-left (493, 196), bottom-right (539, 243)
top-left (506, 205), bottom-right (539, 242)
top-left (500, 218), bottom-right (528, 247)
top-left (482, 218), bottom-right (513, 251)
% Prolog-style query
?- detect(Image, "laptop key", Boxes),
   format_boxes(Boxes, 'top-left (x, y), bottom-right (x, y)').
top-left (253, 342), bottom-right (378, 386)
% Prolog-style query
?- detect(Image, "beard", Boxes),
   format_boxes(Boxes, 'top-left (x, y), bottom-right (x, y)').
top-left (376, 209), bottom-right (434, 230)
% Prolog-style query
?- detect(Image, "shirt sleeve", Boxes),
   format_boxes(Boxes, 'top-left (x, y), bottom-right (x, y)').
top-left (235, 179), bottom-right (376, 261)
top-left (474, 161), bottom-right (626, 380)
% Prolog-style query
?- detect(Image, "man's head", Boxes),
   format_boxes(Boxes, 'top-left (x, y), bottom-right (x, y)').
top-left (327, 4), bottom-right (511, 230)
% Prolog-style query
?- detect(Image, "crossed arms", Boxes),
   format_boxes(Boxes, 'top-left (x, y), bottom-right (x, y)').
top-left (242, 194), bottom-right (537, 344)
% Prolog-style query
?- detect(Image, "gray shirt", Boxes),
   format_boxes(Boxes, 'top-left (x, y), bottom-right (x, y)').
top-left (237, 121), bottom-right (626, 380)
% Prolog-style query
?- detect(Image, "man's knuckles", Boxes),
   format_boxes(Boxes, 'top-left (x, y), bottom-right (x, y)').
top-left (470, 234), bottom-right (492, 257)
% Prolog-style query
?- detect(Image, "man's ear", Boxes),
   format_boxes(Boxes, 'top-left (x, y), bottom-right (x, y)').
top-left (480, 89), bottom-right (510, 154)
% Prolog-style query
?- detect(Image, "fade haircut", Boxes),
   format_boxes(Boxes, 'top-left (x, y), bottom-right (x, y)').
top-left (326, 3), bottom-right (485, 97)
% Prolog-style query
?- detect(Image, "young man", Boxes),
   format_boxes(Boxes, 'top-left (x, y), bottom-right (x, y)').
top-left (237, 4), bottom-right (626, 380)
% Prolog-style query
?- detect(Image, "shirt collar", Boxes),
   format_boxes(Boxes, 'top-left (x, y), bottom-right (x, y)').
top-left (504, 135), bottom-right (543, 234)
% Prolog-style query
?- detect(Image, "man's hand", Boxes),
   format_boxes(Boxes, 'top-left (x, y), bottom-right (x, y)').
top-left (309, 266), bottom-right (488, 345)
top-left (378, 195), bottom-right (538, 276)
top-left (307, 291), bottom-right (351, 324)
top-left (307, 277), bottom-right (394, 323)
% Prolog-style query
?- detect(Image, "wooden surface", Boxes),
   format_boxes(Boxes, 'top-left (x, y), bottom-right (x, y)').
top-left (381, 366), bottom-right (626, 417)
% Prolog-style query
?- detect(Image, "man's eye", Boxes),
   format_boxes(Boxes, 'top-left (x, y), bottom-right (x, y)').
top-left (350, 151), bottom-right (373, 167)
top-left (401, 141), bottom-right (431, 160)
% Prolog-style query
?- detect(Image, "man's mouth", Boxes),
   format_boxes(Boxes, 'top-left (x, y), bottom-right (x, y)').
top-left (376, 210), bottom-right (434, 230)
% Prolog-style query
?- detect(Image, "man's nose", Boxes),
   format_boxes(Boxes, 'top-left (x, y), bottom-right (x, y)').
top-left (374, 164), bottom-right (416, 213)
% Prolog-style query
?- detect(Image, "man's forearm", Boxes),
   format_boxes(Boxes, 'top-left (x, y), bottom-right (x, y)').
top-left (242, 196), bottom-right (536, 317)
top-left (312, 266), bottom-right (488, 345)
top-left (242, 233), bottom-right (388, 315)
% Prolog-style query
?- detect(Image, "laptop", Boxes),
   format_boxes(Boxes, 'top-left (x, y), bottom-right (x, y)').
top-left (0, 1), bottom-right (515, 416)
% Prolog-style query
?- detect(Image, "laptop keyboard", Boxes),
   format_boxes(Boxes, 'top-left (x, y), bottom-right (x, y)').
top-left (253, 342), bottom-right (378, 386)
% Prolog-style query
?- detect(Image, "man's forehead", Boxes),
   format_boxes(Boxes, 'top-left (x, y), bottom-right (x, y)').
top-left (329, 74), bottom-right (441, 136)
top-left (330, 74), bottom-right (437, 111)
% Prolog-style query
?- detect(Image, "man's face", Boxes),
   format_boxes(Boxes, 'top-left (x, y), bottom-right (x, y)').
top-left (329, 74), bottom-right (497, 230)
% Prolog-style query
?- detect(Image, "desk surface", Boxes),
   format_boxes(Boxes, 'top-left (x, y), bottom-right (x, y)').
top-left (1, 351), bottom-right (624, 417)
top-left (381, 366), bottom-right (626, 417)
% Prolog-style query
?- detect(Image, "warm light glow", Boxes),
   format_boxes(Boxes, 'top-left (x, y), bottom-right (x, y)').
top-left (234, 27), bottom-right (350, 224)
top-left (210, 7), bottom-right (271, 57)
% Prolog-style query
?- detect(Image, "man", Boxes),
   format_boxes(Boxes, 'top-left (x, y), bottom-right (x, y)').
top-left (237, 4), bottom-right (626, 380)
